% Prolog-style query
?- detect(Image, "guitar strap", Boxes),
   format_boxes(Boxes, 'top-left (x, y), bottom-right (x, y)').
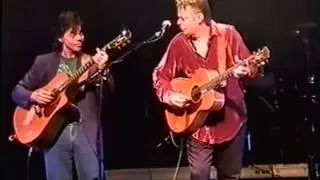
top-left (215, 24), bottom-right (233, 74)
top-left (79, 53), bottom-right (91, 81)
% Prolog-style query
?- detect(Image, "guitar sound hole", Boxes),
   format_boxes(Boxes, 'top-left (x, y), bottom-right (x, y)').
top-left (191, 86), bottom-right (201, 102)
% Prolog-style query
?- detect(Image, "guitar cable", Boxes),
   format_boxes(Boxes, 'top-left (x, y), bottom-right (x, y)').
top-left (171, 135), bottom-right (184, 180)
top-left (26, 147), bottom-right (34, 180)
top-left (8, 135), bottom-right (34, 180)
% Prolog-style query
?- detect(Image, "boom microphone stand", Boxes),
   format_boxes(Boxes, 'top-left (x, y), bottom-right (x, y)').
top-left (95, 20), bottom-right (172, 180)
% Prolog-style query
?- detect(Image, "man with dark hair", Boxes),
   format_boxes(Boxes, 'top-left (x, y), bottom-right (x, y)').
top-left (152, 0), bottom-right (260, 179)
top-left (11, 10), bottom-right (112, 180)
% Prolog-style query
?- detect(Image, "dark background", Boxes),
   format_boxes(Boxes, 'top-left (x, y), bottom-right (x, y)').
top-left (2, 0), bottom-right (320, 179)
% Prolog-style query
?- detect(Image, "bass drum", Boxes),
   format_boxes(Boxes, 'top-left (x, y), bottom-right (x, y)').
top-left (243, 74), bottom-right (306, 164)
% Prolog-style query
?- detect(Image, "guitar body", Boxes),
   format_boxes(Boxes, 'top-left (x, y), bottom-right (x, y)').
top-left (165, 68), bottom-right (225, 134)
top-left (13, 73), bottom-right (71, 149)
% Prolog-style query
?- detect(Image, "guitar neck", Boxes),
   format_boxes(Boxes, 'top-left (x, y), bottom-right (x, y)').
top-left (59, 45), bottom-right (111, 92)
top-left (55, 30), bottom-right (132, 93)
top-left (199, 46), bottom-right (269, 93)
top-left (69, 60), bottom-right (95, 81)
top-left (69, 43), bottom-right (111, 81)
top-left (200, 56), bottom-right (257, 92)
top-left (200, 65), bottom-right (238, 92)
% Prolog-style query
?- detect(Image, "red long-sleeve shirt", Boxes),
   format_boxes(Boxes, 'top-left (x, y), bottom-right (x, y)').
top-left (153, 21), bottom-right (257, 144)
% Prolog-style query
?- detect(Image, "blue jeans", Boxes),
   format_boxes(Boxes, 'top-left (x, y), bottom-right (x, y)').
top-left (44, 123), bottom-right (105, 180)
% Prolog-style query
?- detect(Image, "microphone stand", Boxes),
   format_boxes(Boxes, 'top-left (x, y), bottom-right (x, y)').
top-left (95, 27), bottom-right (170, 180)
top-left (96, 69), bottom-right (109, 180)
top-left (109, 29), bottom-right (167, 65)
top-left (294, 25), bottom-right (319, 180)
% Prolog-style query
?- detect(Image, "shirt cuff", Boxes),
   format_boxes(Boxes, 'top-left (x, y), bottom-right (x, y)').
top-left (163, 90), bottom-right (174, 105)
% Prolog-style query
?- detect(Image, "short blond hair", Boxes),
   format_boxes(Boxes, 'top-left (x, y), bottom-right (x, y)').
top-left (175, 0), bottom-right (212, 24)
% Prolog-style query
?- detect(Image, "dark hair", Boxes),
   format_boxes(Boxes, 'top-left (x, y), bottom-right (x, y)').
top-left (52, 10), bottom-right (83, 52)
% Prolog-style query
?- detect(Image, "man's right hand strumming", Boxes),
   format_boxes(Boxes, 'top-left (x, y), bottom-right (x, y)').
top-left (168, 92), bottom-right (190, 108)
top-left (30, 89), bottom-right (54, 105)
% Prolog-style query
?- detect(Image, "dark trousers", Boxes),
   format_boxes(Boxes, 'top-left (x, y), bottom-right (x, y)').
top-left (44, 123), bottom-right (105, 180)
top-left (187, 124), bottom-right (246, 180)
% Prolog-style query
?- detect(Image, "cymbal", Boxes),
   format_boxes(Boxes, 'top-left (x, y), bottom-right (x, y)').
top-left (291, 22), bottom-right (319, 39)
top-left (296, 21), bottom-right (318, 29)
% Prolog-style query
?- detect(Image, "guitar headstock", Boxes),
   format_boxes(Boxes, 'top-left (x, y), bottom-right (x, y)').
top-left (103, 29), bottom-right (132, 51)
top-left (250, 46), bottom-right (271, 67)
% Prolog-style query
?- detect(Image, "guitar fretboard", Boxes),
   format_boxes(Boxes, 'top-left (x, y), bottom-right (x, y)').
top-left (190, 46), bottom-right (269, 100)
top-left (198, 55), bottom-right (258, 94)
top-left (199, 65), bottom-right (239, 93)
top-left (69, 60), bottom-right (95, 81)
top-left (58, 45), bottom-right (111, 92)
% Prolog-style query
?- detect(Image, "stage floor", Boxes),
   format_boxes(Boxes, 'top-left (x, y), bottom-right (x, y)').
top-left (106, 163), bottom-right (309, 180)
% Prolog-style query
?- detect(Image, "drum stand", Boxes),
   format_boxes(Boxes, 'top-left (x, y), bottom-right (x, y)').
top-left (294, 23), bottom-right (320, 180)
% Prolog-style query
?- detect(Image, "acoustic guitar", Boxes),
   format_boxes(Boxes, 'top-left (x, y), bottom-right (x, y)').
top-left (11, 30), bottom-right (132, 149)
top-left (165, 46), bottom-right (270, 134)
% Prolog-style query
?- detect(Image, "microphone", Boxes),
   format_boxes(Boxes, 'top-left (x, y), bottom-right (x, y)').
top-left (155, 20), bottom-right (172, 37)
top-left (161, 20), bottom-right (172, 32)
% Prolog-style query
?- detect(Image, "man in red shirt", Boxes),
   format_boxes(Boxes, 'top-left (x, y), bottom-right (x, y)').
top-left (152, 0), bottom-right (259, 179)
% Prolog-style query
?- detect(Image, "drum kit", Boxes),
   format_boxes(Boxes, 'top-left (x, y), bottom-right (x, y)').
top-left (288, 22), bottom-right (319, 180)
top-left (247, 22), bottom-right (320, 180)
